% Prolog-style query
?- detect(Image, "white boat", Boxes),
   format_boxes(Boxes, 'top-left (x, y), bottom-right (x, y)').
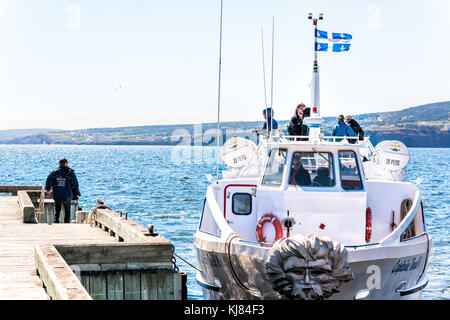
top-left (194, 12), bottom-right (431, 300)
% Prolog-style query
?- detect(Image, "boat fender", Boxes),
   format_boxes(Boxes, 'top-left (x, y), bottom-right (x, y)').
top-left (366, 207), bottom-right (372, 243)
top-left (265, 234), bottom-right (354, 300)
top-left (256, 214), bottom-right (283, 243)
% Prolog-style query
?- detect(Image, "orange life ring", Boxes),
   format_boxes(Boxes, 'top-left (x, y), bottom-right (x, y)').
top-left (366, 207), bottom-right (372, 243)
top-left (256, 214), bottom-right (283, 243)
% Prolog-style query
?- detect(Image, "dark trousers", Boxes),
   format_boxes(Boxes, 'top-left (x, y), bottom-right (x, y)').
top-left (54, 200), bottom-right (71, 223)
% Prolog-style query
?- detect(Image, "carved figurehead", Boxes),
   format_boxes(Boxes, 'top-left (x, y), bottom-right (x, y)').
top-left (265, 234), bottom-right (354, 300)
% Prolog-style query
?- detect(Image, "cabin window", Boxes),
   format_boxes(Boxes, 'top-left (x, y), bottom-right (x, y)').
top-left (401, 202), bottom-right (425, 241)
top-left (338, 151), bottom-right (363, 190)
top-left (261, 148), bottom-right (287, 187)
top-left (232, 193), bottom-right (252, 215)
top-left (289, 152), bottom-right (335, 187)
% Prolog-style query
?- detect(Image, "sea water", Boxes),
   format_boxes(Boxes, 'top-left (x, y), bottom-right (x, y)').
top-left (0, 145), bottom-right (447, 300)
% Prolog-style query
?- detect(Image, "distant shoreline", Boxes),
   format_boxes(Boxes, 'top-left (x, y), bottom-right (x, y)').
top-left (0, 101), bottom-right (448, 148)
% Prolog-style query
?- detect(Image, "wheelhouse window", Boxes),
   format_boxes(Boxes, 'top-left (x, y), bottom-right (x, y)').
top-left (232, 193), bottom-right (252, 215)
top-left (261, 148), bottom-right (287, 187)
top-left (338, 151), bottom-right (363, 190)
top-left (289, 152), bottom-right (335, 187)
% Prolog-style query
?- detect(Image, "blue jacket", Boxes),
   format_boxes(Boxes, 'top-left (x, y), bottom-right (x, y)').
top-left (332, 121), bottom-right (357, 139)
top-left (262, 118), bottom-right (278, 132)
top-left (45, 167), bottom-right (80, 201)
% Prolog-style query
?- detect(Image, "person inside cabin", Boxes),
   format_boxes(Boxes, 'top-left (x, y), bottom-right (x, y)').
top-left (45, 158), bottom-right (81, 223)
top-left (262, 107), bottom-right (278, 132)
top-left (345, 115), bottom-right (364, 143)
top-left (289, 154), bottom-right (311, 186)
top-left (287, 103), bottom-right (310, 141)
top-left (332, 114), bottom-right (357, 142)
top-left (312, 167), bottom-right (332, 187)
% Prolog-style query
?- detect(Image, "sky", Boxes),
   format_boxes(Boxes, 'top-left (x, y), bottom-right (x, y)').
top-left (0, 0), bottom-right (449, 130)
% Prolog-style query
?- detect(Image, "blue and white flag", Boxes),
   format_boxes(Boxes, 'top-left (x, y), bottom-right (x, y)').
top-left (315, 42), bottom-right (351, 52)
top-left (316, 29), bottom-right (352, 41)
top-left (315, 29), bottom-right (352, 52)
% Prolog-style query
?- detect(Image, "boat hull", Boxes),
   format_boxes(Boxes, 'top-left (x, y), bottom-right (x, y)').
top-left (194, 233), bottom-right (430, 300)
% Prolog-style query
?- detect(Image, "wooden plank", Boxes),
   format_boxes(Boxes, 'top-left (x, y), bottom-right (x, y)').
top-left (89, 272), bottom-right (107, 300)
top-left (55, 243), bottom-right (173, 266)
top-left (141, 272), bottom-right (158, 300)
top-left (17, 191), bottom-right (36, 223)
top-left (94, 209), bottom-right (171, 245)
top-left (107, 271), bottom-right (123, 300)
top-left (0, 186), bottom-right (42, 196)
top-left (34, 245), bottom-right (92, 300)
top-left (124, 272), bottom-right (141, 300)
top-left (157, 271), bottom-right (175, 300)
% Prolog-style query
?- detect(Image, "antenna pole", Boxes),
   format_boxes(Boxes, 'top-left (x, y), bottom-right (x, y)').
top-left (261, 28), bottom-right (268, 108)
top-left (261, 28), bottom-right (269, 135)
top-left (269, 16), bottom-right (275, 137)
top-left (216, 0), bottom-right (224, 179)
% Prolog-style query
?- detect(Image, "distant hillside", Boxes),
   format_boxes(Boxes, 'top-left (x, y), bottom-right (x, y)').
top-left (0, 101), bottom-right (448, 147)
top-left (0, 129), bottom-right (59, 141)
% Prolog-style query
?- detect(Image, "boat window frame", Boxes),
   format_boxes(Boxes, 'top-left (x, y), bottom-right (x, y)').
top-left (231, 193), bottom-right (252, 216)
top-left (198, 198), bottom-right (221, 238)
top-left (260, 147), bottom-right (288, 189)
top-left (287, 151), bottom-right (336, 189)
top-left (337, 149), bottom-right (365, 191)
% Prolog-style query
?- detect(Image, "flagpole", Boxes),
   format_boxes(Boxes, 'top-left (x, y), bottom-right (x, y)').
top-left (306, 13), bottom-right (324, 142)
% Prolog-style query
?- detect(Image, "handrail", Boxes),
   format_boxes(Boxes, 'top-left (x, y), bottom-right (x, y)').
top-left (282, 135), bottom-right (361, 143)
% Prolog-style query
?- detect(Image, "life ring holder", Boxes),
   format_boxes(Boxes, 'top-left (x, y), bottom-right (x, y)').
top-left (256, 214), bottom-right (283, 243)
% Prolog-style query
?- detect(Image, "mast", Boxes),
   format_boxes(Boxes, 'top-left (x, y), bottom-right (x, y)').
top-left (270, 16), bottom-right (275, 136)
top-left (261, 28), bottom-right (269, 134)
top-left (305, 13), bottom-right (324, 141)
top-left (216, 0), bottom-right (224, 179)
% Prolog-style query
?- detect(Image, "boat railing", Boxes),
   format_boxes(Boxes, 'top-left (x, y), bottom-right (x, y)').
top-left (379, 190), bottom-right (422, 246)
top-left (282, 135), bottom-right (361, 144)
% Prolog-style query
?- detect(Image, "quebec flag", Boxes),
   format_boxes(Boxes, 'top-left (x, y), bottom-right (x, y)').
top-left (315, 29), bottom-right (352, 52)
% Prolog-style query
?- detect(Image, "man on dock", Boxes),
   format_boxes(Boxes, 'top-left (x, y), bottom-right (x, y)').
top-left (45, 158), bottom-right (81, 223)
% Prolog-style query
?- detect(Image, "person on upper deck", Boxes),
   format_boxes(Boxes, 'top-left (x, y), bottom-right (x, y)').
top-left (289, 155), bottom-right (311, 186)
top-left (332, 114), bottom-right (357, 142)
top-left (262, 108), bottom-right (278, 132)
top-left (45, 158), bottom-right (80, 223)
top-left (287, 103), bottom-right (310, 140)
top-left (345, 115), bottom-right (364, 143)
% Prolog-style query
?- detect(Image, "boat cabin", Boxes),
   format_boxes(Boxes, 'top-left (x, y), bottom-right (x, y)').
top-left (199, 140), bottom-right (424, 248)
top-left (255, 142), bottom-right (368, 245)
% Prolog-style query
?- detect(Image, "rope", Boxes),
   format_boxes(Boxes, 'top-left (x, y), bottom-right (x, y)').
top-left (171, 245), bottom-right (201, 272)
top-left (173, 251), bottom-right (201, 273)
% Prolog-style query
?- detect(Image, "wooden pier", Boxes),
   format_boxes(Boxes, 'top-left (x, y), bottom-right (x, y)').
top-left (0, 186), bottom-right (187, 300)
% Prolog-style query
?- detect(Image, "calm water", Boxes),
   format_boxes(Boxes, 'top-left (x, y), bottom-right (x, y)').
top-left (0, 145), bottom-right (447, 300)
